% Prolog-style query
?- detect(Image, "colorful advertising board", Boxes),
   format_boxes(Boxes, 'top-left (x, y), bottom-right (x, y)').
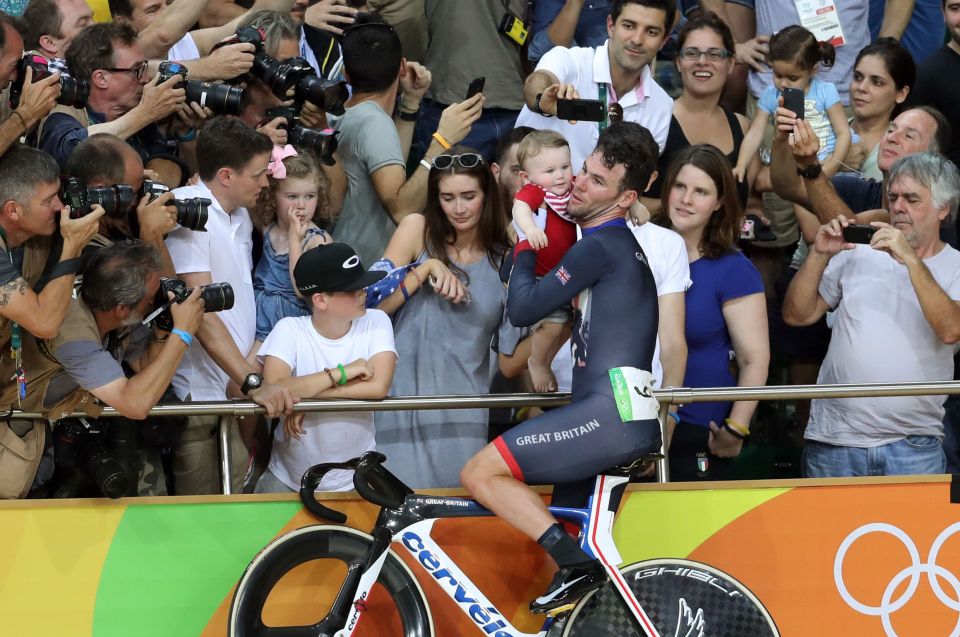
top-left (1, 477), bottom-right (957, 636)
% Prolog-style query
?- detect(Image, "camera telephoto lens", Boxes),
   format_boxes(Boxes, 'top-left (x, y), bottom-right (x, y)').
top-left (173, 197), bottom-right (210, 231)
top-left (58, 76), bottom-right (90, 109)
top-left (296, 76), bottom-right (348, 115)
top-left (183, 80), bottom-right (244, 115)
top-left (87, 185), bottom-right (137, 219)
top-left (289, 125), bottom-right (339, 165)
top-left (86, 443), bottom-right (131, 499)
top-left (199, 282), bottom-right (235, 313)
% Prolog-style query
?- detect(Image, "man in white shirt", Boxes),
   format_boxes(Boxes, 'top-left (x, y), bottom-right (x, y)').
top-left (515, 0), bottom-right (675, 168)
top-left (784, 152), bottom-right (960, 477)
top-left (166, 117), bottom-right (295, 494)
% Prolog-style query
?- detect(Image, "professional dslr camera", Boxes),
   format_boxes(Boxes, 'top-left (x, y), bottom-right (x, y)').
top-left (264, 105), bottom-right (339, 165)
top-left (144, 277), bottom-right (235, 333)
top-left (156, 61), bottom-right (244, 115)
top-left (217, 27), bottom-right (348, 114)
top-left (9, 53), bottom-right (89, 110)
top-left (60, 176), bottom-right (136, 219)
top-left (52, 417), bottom-right (137, 499)
top-left (141, 179), bottom-right (210, 231)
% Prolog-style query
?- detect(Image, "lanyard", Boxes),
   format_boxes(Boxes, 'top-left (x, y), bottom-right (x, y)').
top-left (0, 226), bottom-right (24, 404)
top-left (582, 217), bottom-right (627, 236)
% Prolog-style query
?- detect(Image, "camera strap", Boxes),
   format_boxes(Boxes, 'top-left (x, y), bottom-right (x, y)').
top-left (0, 227), bottom-right (24, 406)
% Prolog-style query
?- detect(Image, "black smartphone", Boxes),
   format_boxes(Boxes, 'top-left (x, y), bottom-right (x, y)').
top-left (466, 77), bottom-right (485, 100)
top-left (782, 87), bottom-right (805, 120)
top-left (842, 224), bottom-right (877, 244)
top-left (555, 98), bottom-right (605, 122)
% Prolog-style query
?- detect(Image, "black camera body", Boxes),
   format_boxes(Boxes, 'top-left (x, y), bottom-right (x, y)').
top-left (10, 53), bottom-right (89, 110)
top-left (61, 176), bottom-right (136, 219)
top-left (149, 277), bottom-right (235, 332)
top-left (140, 179), bottom-right (209, 231)
top-left (156, 61), bottom-right (244, 116)
top-left (265, 105), bottom-right (339, 166)
top-left (53, 417), bottom-right (137, 499)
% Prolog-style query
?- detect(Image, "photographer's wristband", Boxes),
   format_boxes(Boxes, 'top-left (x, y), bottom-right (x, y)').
top-left (177, 128), bottom-right (196, 142)
top-left (170, 328), bottom-right (193, 346)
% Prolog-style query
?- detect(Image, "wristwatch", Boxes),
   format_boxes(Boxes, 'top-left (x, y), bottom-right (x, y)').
top-left (534, 92), bottom-right (554, 117)
top-left (241, 372), bottom-right (264, 395)
top-left (796, 163), bottom-right (823, 180)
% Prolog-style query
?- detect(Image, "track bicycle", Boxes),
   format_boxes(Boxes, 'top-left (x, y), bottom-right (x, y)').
top-left (229, 451), bottom-right (780, 636)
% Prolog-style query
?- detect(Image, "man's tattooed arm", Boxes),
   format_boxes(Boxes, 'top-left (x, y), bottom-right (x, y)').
top-left (0, 278), bottom-right (29, 308)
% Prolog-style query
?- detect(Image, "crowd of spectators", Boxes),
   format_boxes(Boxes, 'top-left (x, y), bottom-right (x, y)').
top-left (0, 0), bottom-right (958, 500)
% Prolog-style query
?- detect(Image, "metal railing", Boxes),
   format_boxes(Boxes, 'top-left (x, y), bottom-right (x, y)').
top-left (13, 380), bottom-right (960, 492)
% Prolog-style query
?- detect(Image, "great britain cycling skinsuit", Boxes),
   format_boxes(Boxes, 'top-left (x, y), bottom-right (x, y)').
top-left (494, 218), bottom-right (661, 484)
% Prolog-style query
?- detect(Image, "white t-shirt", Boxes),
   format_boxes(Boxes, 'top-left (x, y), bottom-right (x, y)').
top-left (167, 33), bottom-right (200, 62)
top-left (515, 40), bottom-right (673, 169)
top-left (165, 181), bottom-right (257, 401)
top-left (259, 311), bottom-right (397, 491)
top-left (553, 221), bottom-right (690, 391)
top-left (808, 244), bottom-right (960, 446)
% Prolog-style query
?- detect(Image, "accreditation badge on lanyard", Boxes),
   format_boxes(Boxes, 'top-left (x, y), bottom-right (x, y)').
top-left (794, 0), bottom-right (846, 47)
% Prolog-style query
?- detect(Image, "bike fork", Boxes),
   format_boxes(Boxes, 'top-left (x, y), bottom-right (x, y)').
top-left (333, 528), bottom-right (394, 637)
top-left (584, 475), bottom-right (661, 637)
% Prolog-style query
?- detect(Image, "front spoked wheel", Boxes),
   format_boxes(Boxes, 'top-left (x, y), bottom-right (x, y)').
top-left (561, 558), bottom-right (780, 636)
top-left (229, 525), bottom-right (433, 637)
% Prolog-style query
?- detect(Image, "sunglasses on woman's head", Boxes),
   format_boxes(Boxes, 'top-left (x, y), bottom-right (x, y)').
top-left (431, 153), bottom-right (484, 170)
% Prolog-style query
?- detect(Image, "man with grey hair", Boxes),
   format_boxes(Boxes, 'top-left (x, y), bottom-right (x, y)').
top-left (783, 152), bottom-right (960, 477)
top-left (0, 146), bottom-right (102, 344)
top-left (36, 241), bottom-right (204, 421)
top-left (23, 241), bottom-right (204, 498)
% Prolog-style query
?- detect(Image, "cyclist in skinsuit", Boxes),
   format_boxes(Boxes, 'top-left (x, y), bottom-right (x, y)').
top-left (461, 122), bottom-right (663, 613)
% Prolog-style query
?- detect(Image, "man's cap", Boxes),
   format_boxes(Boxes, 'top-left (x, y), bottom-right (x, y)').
top-left (294, 242), bottom-right (386, 294)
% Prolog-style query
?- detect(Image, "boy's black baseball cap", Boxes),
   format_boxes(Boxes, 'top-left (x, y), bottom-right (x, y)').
top-left (294, 243), bottom-right (386, 294)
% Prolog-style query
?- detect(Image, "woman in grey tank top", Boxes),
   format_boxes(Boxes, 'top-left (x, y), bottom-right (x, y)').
top-left (373, 147), bottom-right (521, 488)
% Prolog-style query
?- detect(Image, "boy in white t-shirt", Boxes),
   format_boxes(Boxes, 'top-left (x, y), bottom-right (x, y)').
top-left (256, 243), bottom-right (398, 493)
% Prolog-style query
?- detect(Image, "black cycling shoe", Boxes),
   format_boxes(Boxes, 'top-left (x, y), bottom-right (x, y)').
top-left (529, 560), bottom-right (607, 614)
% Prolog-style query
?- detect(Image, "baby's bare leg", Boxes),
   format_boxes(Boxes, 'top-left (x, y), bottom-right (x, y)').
top-left (528, 320), bottom-right (571, 392)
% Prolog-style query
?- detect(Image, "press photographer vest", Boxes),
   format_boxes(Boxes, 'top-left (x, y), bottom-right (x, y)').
top-left (0, 298), bottom-right (125, 421)
top-left (0, 233), bottom-right (54, 398)
top-left (33, 104), bottom-right (90, 148)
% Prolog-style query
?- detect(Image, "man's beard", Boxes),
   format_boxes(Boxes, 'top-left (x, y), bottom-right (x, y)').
top-left (567, 199), bottom-right (621, 222)
top-left (121, 308), bottom-right (144, 327)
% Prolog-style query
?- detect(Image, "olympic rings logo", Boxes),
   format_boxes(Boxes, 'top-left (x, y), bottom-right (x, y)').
top-left (834, 522), bottom-right (960, 637)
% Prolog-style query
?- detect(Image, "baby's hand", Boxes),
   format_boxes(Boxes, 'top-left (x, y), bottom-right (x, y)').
top-left (628, 201), bottom-right (651, 226)
top-left (527, 228), bottom-right (549, 250)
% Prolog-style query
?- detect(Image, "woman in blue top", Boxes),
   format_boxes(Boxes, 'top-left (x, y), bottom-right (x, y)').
top-left (655, 145), bottom-right (770, 481)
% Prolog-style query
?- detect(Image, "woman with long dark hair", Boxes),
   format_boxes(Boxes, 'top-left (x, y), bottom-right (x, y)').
top-left (655, 145), bottom-right (769, 481)
top-left (373, 146), bottom-right (520, 488)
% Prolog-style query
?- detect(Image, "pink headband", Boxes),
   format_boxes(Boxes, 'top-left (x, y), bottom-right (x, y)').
top-left (267, 144), bottom-right (298, 180)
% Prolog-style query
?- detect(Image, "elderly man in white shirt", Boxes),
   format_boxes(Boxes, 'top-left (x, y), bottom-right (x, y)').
top-left (515, 0), bottom-right (675, 168)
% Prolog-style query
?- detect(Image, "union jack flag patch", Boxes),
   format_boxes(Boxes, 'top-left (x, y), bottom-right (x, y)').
top-left (555, 266), bottom-right (571, 285)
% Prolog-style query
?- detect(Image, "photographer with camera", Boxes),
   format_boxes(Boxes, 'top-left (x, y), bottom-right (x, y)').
top-left (165, 116), bottom-right (296, 495)
top-left (37, 22), bottom-right (186, 169)
top-left (17, 241), bottom-right (204, 498)
top-left (0, 12), bottom-right (62, 157)
top-left (0, 146), bottom-right (103, 499)
top-left (64, 134), bottom-right (182, 273)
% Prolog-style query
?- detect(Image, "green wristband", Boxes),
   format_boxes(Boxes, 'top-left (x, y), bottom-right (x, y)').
top-left (337, 363), bottom-right (348, 385)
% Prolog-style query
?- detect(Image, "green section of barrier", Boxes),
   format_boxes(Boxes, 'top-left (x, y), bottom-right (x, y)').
top-left (614, 488), bottom-right (788, 563)
top-left (94, 501), bottom-right (301, 637)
